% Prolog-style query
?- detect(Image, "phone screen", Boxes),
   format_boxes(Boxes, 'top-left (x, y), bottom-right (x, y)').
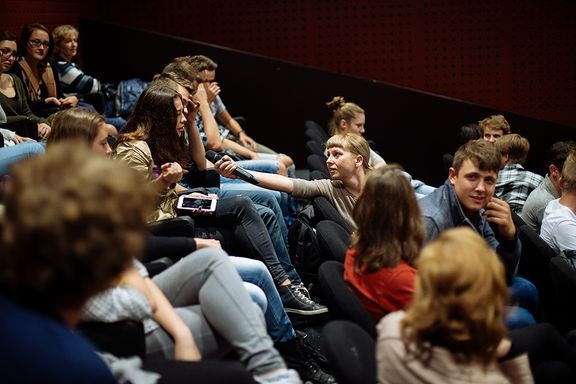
top-left (181, 198), bottom-right (213, 210)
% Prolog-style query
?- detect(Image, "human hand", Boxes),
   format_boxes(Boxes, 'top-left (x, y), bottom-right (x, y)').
top-left (13, 135), bottom-right (36, 144)
top-left (59, 95), bottom-right (78, 108)
top-left (248, 151), bottom-right (260, 160)
top-left (194, 85), bottom-right (208, 104)
top-left (205, 82), bottom-right (220, 104)
top-left (194, 238), bottom-right (222, 249)
top-left (238, 132), bottom-right (257, 150)
top-left (213, 155), bottom-right (239, 179)
top-left (37, 123), bottom-right (51, 140)
top-left (495, 337), bottom-right (512, 358)
top-left (159, 162), bottom-right (184, 187)
top-left (45, 97), bottom-right (61, 107)
top-left (485, 197), bottom-right (516, 240)
top-left (174, 329), bottom-right (202, 361)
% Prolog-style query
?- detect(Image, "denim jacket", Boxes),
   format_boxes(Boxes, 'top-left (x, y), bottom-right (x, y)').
top-left (419, 179), bottom-right (521, 284)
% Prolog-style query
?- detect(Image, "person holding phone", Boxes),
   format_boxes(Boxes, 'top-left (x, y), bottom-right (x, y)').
top-left (418, 139), bottom-right (538, 329)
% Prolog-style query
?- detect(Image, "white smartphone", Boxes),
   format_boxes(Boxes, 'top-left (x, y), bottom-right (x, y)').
top-left (176, 195), bottom-right (217, 214)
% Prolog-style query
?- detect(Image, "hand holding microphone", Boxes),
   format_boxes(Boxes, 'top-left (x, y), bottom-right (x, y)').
top-left (205, 150), bottom-right (259, 185)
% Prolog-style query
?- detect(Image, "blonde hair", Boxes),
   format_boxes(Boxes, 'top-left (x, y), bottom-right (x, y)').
top-left (401, 227), bottom-right (508, 366)
top-left (52, 25), bottom-right (78, 56)
top-left (494, 133), bottom-right (530, 164)
top-left (562, 151), bottom-right (576, 193)
top-left (479, 114), bottom-right (511, 135)
top-left (351, 165), bottom-right (425, 272)
top-left (326, 96), bottom-right (365, 135)
top-left (326, 133), bottom-right (371, 172)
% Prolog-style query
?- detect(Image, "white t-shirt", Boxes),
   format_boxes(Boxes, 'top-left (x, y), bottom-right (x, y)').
top-left (540, 198), bottom-right (576, 254)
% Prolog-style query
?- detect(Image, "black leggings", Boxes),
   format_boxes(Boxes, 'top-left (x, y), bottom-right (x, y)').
top-left (506, 323), bottom-right (576, 383)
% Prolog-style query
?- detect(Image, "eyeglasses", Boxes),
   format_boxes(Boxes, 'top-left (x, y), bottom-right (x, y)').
top-left (28, 39), bottom-right (50, 48)
top-left (0, 47), bottom-right (17, 59)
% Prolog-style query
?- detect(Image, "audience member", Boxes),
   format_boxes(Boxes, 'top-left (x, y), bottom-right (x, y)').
top-left (187, 54), bottom-right (294, 173)
top-left (214, 132), bottom-right (370, 228)
top-left (0, 143), bottom-right (157, 383)
top-left (495, 133), bottom-right (543, 214)
top-left (51, 24), bottom-right (125, 131)
top-left (419, 139), bottom-right (538, 329)
top-left (521, 140), bottom-right (576, 233)
top-left (325, 96), bottom-right (435, 197)
top-left (47, 106), bottom-right (333, 383)
top-left (540, 151), bottom-right (576, 254)
top-left (9, 23), bottom-right (77, 117)
top-left (114, 85), bottom-right (326, 316)
top-left (344, 165), bottom-right (425, 322)
top-left (479, 114), bottom-right (511, 143)
top-left (376, 228), bottom-right (532, 383)
top-left (442, 122), bottom-right (482, 173)
top-left (0, 30), bottom-right (50, 140)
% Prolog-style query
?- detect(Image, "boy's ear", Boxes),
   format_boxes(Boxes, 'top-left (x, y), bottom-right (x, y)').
top-left (448, 167), bottom-right (457, 185)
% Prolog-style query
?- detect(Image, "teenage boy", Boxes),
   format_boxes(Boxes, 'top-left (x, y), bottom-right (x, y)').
top-left (540, 151), bottom-right (576, 254)
top-left (479, 114), bottom-right (511, 143)
top-left (419, 139), bottom-right (537, 328)
top-left (494, 134), bottom-right (543, 214)
top-left (522, 140), bottom-right (576, 233)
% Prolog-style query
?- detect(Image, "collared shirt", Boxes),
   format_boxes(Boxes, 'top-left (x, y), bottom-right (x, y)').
top-left (419, 179), bottom-right (521, 284)
top-left (496, 164), bottom-right (543, 214)
top-left (521, 175), bottom-right (559, 233)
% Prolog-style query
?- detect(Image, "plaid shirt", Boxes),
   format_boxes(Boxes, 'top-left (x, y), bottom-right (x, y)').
top-left (496, 164), bottom-right (544, 214)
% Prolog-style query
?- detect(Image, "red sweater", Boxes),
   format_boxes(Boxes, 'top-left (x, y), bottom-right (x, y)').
top-left (344, 247), bottom-right (416, 322)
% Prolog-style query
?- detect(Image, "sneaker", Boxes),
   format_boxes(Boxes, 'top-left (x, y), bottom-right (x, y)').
top-left (279, 285), bottom-right (329, 316)
top-left (276, 334), bottom-right (337, 384)
top-left (295, 282), bottom-right (311, 299)
top-left (254, 368), bottom-right (303, 384)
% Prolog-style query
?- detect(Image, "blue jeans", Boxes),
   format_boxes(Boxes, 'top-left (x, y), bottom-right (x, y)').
top-left (231, 257), bottom-right (296, 343)
top-left (0, 142), bottom-right (45, 175)
top-left (505, 276), bottom-right (538, 329)
top-left (217, 186), bottom-right (300, 284)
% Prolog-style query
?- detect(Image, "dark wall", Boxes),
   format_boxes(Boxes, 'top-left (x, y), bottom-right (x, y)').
top-left (81, 19), bottom-right (574, 187)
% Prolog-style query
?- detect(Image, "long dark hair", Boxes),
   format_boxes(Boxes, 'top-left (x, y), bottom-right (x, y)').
top-left (118, 85), bottom-right (188, 166)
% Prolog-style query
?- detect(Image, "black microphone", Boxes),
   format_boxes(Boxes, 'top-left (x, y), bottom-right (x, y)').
top-left (205, 150), bottom-right (260, 185)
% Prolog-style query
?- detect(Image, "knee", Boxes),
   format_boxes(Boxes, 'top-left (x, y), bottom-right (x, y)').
top-left (277, 161), bottom-right (287, 176)
top-left (279, 154), bottom-right (294, 168)
top-left (191, 247), bottom-right (230, 267)
top-left (243, 282), bottom-right (268, 313)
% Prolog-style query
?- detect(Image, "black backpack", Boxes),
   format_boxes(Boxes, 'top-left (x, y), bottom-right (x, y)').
top-left (288, 203), bottom-right (323, 284)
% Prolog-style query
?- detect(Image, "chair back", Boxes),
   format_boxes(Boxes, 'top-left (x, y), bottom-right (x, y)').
top-left (305, 140), bottom-right (326, 156)
top-left (318, 261), bottom-right (376, 338)
top-left (550, 256), bottom-right (576, 332)
top-left (307, 154), bottom-right (330, 178)
top-left (304, 120), bottom-right (330, 144)
top-left (322, 320), bottom-right (376, 384)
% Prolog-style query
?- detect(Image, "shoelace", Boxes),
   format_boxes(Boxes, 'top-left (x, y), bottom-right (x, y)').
top-left (292, 285), bottom-right (316, 305)
top-left (296, 282), bottom-right (311, 299)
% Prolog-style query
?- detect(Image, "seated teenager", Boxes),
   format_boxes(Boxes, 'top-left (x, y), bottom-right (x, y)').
top-left (376, 228), bottom-right (532, 383)
top-left (494, 133), bottom-right (543, 214)
top-left (419, 139), bottom-right (538, 329)
top-left (113, 85), bottom-right (326, 316)
top-left (47, 107), bottom-right (334, 384)
top-left (0, 30), bottom-right (50, 141)
top-left (540, 150), bottom-right (576, 254)
top-left (9, 23), bottom-right (78, 118)
top-left (214, 133), bottom-right (371, 229)
top-left (522, 140), bottom-right (576, 233)
top-left (344, 165), bottom-right (424, 322)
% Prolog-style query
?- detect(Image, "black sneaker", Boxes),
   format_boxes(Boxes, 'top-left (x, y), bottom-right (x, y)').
top-left (276, 333), bottom-right (337, 384)
top-left (279, 285), bottom-right (329, 316)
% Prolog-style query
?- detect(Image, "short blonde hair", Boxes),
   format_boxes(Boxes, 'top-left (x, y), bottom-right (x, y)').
top-left (562, 151), bottom-right (576, 194)
top-left (326, 133), bottom-right (371, 172)
top-left (401, 227), bottom-right (508, 366)
top-left (52, 24), bottom-right (78, 56)
top-left (479, 114), bottom-right (511, 135)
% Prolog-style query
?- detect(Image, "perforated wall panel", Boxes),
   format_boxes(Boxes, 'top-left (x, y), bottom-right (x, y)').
top-left (2, 0), bottom-right (575, 126)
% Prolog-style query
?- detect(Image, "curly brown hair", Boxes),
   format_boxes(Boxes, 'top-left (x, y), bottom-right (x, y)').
top-left (0, 143), bottom-right (155, 318)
